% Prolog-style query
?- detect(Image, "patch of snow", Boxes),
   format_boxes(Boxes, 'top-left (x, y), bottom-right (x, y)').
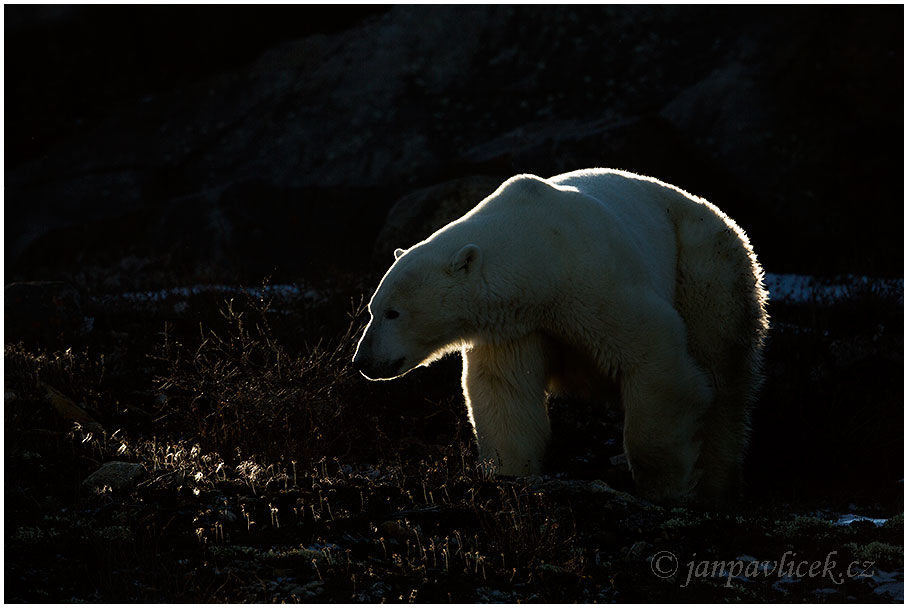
top-left (764, 273), bottom-right (903, 305)
top-left (833, 514), bottom-right (889, 527)
top-left (102, 274), bottom-right (901, 315)
top-left (114, 283), bottom-right (326, 303)
top-left (804, 509), bottom-right (891, 527)
top-left (99, 283), bottom-right (331, 313)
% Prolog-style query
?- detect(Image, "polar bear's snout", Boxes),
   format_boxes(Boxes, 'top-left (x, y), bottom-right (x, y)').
top-left (352, 329), bottom-right (406, 380)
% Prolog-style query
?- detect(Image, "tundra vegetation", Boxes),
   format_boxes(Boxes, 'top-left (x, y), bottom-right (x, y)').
top-left (5, 277), bottom-right (903, 602)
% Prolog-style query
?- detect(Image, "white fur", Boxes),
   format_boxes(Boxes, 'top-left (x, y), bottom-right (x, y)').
top-left (353, 168), bottom-right (769, 504)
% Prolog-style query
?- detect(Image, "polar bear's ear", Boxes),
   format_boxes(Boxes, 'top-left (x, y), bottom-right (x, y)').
top-left (393, 248), bottom-right (406, 260)
top-left (448, 244), bottom-right (481, 275)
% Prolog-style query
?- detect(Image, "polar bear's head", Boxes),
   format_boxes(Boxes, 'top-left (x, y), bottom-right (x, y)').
top-left (352, 241), bottom-right (482, 380)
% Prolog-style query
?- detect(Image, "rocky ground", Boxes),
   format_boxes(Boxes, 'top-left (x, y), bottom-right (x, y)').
top-left (4, 274), bottom-right (903, 603)
top-left (4, 5), bottom-right (904, 603)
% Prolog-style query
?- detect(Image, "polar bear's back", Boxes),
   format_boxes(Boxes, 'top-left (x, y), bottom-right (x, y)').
top-left (448, 171), bottom-right (678, 300)
top-left (551, 168), bottom-right (701, 224)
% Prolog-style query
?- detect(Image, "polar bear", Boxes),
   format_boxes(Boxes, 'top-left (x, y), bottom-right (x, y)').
top-left (353, 168), bottom-right (768, 504)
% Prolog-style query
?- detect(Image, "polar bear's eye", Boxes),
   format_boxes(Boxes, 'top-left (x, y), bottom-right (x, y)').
top-left (384, 309), bottom-right (400, 320)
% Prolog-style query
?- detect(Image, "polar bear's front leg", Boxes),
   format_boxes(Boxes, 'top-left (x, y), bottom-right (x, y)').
top-left (461, 336), bottom-right (550, 476)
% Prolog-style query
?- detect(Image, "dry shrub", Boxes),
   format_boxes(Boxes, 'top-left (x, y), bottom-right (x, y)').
top-left (471, 483), bottom-right (578, 575)
top-left (5, 344), bottom-right (106, 403)
top-left (153, 292), bottom-right (368, 465)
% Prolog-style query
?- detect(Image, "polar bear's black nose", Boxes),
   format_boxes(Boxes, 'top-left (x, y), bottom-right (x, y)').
top-left (352, 352), bottom-right (368, 375)
top-left (353, 355), bottom-right (405, 381)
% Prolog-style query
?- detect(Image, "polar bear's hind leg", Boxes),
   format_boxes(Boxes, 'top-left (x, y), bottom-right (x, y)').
top-left (670, 196), bottom-right (770, 502)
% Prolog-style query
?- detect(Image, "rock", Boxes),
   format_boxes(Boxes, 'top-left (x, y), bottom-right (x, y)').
top-left (461, 115), bottom-right (735, 204)
top-left (526, 477), bottom-right (641, 505)
top-left (218, 507), bottom-right (239, 523)
top-left (656, 11), bottom-right (902, 275)
top-left (41, 383), bottom-right (104, 434)
top-left (6, 6), bottom-right (492, 285)
top-left (374, 175), bottom-right (505, 261)
top-left (660, 63), bottom-right (773, 184)
top-left (609, 454), bottom-right (629, 467)
top-left (82, 461), bottom-right (146, 493)
top-left (5, 7), bottom-right (903, 286)
top-left (4, 281), bottom-right (92, 347)
top-left (377, 519), bottom-right (420, 543)
top-left (626, 540), bottom-right (653, 561)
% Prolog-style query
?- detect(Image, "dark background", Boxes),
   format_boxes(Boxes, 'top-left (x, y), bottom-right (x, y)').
top-left (5, 5), bottom-right (904, 292)
top-left (3, 7), bottom-right (904, 603)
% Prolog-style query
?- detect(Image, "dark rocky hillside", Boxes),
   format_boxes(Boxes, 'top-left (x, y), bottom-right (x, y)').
top-left (4, 5), bottom-right (904, 603)
top-left (6, 6), bottom-right (903, 288)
